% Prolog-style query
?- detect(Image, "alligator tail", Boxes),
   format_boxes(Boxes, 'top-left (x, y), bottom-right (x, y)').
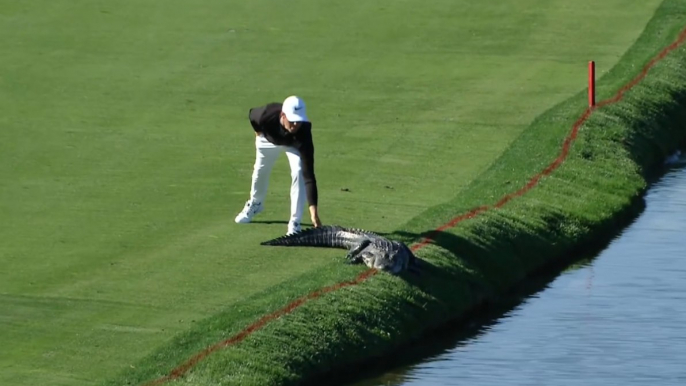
top-left (260, 225), bottom-right (361, 250)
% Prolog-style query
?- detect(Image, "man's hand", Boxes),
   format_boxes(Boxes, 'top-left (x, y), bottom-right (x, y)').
top-left (309, 205), bottom-right (322, 228)
top-left (311, 214), bottom-right (322, 228)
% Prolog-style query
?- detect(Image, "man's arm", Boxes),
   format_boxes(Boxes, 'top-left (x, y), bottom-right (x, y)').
top-left (297, 128), bottom-right (321, 227)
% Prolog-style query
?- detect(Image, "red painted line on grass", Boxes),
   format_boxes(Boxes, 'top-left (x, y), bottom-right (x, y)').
top-left (411, 206), bottom-right (489, 251)
top-left (141, 26), bottom-right (686, 386)
top-left (142, 269), bottom-right (378, 386)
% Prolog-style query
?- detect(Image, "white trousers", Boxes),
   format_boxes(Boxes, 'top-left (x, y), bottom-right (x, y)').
top-left (249, 134), bottom-right (306, 223)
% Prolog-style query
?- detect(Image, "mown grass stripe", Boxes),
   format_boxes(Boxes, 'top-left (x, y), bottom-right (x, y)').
top-left (139, 23), bottom-right (686, 386)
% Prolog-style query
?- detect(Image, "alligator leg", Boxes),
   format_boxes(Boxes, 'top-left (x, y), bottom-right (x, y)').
top-left (345, 239), bottom-right (371, 261)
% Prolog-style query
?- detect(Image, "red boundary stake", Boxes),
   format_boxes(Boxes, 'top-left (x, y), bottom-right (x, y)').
top-left (139, 25), bottom-right (686, 386)
top-left (588, 61), bottom-right (596, 107)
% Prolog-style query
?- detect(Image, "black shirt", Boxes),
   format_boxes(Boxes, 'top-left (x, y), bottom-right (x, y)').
top-left (248, 103), bottom-right (318, 206)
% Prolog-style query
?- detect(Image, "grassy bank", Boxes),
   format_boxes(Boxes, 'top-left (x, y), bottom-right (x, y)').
top-left (102, 1), bottom-right (686, 386)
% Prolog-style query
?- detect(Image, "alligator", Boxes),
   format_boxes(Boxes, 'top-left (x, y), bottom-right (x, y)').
top-left (260, 225), bottom-right (421, 275)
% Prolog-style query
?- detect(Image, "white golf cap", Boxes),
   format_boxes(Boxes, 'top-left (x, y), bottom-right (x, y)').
top-left (282, 95), bottom-right (309, 122)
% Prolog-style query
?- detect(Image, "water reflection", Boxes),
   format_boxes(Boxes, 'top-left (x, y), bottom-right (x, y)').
top-left (346, 160), bottom-right (686, 386)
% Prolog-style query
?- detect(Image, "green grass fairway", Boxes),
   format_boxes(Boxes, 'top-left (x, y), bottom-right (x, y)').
top-left (0, 0), bottom-right (664, 384)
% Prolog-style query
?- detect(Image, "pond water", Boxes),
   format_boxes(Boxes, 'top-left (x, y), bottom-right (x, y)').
top-left (347, 158), bottom-right (686, 386)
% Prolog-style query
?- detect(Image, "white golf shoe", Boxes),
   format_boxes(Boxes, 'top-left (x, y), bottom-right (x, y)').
top-left (234, 201), bottom-right (263, 224)
top-left (287, 220), bottom-right (301, 235)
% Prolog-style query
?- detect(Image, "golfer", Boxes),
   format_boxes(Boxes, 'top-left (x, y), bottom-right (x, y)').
top-left (234, 95), bottom-right (322, 235)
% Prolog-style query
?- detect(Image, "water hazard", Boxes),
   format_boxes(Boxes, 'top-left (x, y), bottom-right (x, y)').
top-left (346, 158), bottom-right (686, 386)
